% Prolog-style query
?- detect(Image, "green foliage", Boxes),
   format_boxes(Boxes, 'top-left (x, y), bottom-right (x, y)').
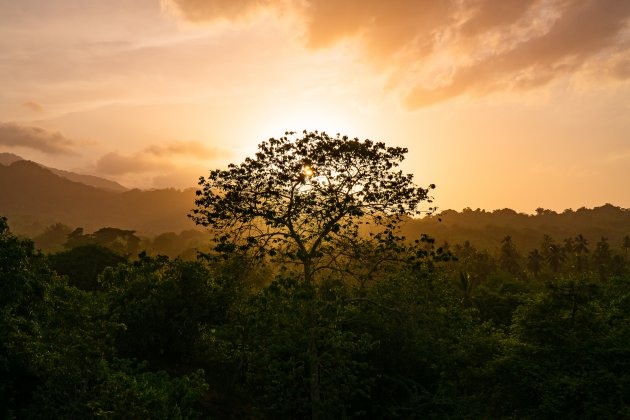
top-left (0, 218), bottom-right (211, 418)
top-left (100, 254), bottom-right (232, 371)
top-left (1, 196), bottom-right (629, 419)
top-left (49, 244), bottom-right (126, 291)
top-left (25, 359), bottom-right (209, 419)
top-left (239, 276), bottom-right (375, 418)
top-left (0, 216), bottom-right (51, 415)
top-left (148, 230), bottom-right (209, 260)
top-left (65, 227), bottom-right (141, 256)
top-left (85, 362), bottom-right (208, 420)
top-left (476, 276), bottom-right (630, 418)
top-left (32, 222), bottom-right (73, 252)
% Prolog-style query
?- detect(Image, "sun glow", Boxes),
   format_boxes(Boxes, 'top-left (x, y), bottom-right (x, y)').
top-left (303, 165), bottom-right (314, 177)
top-left (256, 101), bottom-right (360, 139)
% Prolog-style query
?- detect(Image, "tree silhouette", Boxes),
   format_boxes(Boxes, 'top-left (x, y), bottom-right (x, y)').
top-left (563, 237), bottom-right (575, 271)
top-left (527, 249), bottom-right (543, 277)
top-left (192, 131), bottom-right (434, 284)
top-left (593, 237), bottom-right (612, 280)
top-left (540, 235), bottom-right (565, 273)
top-left (33, 223), bottom-right (72, 252)
top-left (574, 234), bottom-right (589, 272)
top-left (547, 244), bottom-right (565, 273)
top-left (64, 227), bottom-right (140, 256)
top-left (49, 245), bottom-right (126, 291)
top-left (191, 130), bottom-right (435, 419)
top-left (499, 235), bottom-right (521, 276)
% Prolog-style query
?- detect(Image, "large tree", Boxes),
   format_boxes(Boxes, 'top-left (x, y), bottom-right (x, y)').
top-left (192, 131), bottom-right (435, 419)
top-left (191, 131), bottom-right (435, 284)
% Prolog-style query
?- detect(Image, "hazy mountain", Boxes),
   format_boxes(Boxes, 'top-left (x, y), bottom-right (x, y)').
top-left (46, 167), bottom-right (128, 192)
top-left (0, 160), bottom-right (199, 236)
top-left (0, 152), bottom-right (128, 192)
top-left (0, 152), bottom-right (23, 166)
top-left (402, 205), bottom-right (630, 252)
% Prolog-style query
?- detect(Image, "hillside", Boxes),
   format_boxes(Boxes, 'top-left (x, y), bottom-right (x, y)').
top-left (0, 160), bottom-right (198, 236)
top-left (0, 152), bottom-right (128, 192)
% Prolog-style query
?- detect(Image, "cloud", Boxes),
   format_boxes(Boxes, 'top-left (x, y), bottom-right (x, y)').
top-left (0, 122), bottom-right (77, 155)
top-left (165, 0), bottom-right (277, 22)
top-left (460, 0), bottom-right (539, 36)
top-left (95, 141), bottom-right (228, 175)
top-left (22, 101), bottom-right (43, 112)
top-left (152, 166), bottom-right (208, 189)
top-left (405, 0), bottom-right (630, 107)
top-left (95, 151), bottom-right (168, 175)
top-left (144, 140), bottom-right (229, 159)
top-left (167, 0), bottom-right (630, 107)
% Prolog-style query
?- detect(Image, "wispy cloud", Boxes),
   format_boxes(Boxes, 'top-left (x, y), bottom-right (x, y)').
top-left (95, 151), bottom-right (169, 175)
top-left (164, 0), bottom-right (278, 23)
top-left (144, 140), bottom-right (229, 159)
top-left (0, 122), bottom-right (77, 155)
top-left (22, 101), bottom-right (43, 112)
top-left (95, 140), bottom-right (229, 175)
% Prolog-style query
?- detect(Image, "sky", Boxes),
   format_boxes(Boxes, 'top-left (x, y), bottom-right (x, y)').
top-left (1, 0), bottom-right (629, 213)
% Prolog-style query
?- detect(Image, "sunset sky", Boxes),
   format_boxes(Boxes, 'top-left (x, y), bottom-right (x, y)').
top-left (1, 0), bottom-right (629, 213)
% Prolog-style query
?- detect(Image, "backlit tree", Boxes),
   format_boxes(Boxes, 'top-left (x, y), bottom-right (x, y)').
top-left (191, 131), bottom-right (435, 285)
top-left (191, 130), bottom-right (435, 419)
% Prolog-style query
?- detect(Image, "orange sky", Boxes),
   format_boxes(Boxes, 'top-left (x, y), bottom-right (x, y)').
top-left (1, 0), bottom-right (629, 213)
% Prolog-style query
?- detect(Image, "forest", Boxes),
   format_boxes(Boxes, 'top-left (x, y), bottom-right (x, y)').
top-left (2, 133), bottom-right (630, 419)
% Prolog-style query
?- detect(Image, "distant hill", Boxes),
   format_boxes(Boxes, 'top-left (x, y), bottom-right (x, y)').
top-left (46, 167), bottom-right (128, 192)
top-left (402, 206), bottom-right (630, 252)
top-left (0, 160), bottom-right (199, 236)
top-left (0, 152), bottom-right (128, 192)
top-left (0, 152), bottom-right (24, 166)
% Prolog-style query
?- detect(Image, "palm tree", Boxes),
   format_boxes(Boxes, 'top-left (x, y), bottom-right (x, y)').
top-left (564, 237), bottom-right (575, 254)
top-left (527, 249), bottom-right (543, 278)
top-left (540, 235), bottom-right (555, 261)
top-left (500, 235), bottom-right (521, 276)
top-left (593, 237), bottom-right (612, 281)
top-left (540, 235), bottom-right (564, 273)
top-left (574, 234), bottom-right (589, 272)
top-left (574, 234), bottom-right (589, 254)
top-left (564, 237), bottom-right (576, 271)
top-left (547, 244), bottom-right (565, 273)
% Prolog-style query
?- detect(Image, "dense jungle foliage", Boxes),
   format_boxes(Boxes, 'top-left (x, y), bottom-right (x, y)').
top-left (2, 214), bottom-right (630, 419)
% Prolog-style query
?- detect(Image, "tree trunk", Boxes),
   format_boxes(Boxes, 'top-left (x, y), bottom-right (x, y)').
top-left (304, 259), bottom-right (321, 420)
top-left (309, 332), bottom-right (321, 420)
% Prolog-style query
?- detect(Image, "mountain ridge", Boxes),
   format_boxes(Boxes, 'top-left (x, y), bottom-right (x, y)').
top-left (0, 159), bottom-right (198, 236)
top-left (0, 152), bottom-right (128, 192)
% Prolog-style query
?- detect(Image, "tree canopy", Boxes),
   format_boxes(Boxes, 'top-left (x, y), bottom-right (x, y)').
top-left (192, 131), bottom-right (435, 283)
